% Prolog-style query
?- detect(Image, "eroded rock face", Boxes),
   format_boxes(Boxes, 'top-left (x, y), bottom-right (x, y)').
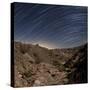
top-left (13, 42), bottom-right (87, 87)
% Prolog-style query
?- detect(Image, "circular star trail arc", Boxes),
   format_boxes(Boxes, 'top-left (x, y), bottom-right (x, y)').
top-left (14, 2), bottom-right (87, 49)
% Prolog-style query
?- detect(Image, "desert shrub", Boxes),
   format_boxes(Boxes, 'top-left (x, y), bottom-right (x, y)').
top-left (33, 52), bottom-right (41, 64)
top-left (23, 71), bottom-right (32, 78)
top-left (19, 44), bottom-right (30, 54)
top-left (53, 60), bottom-right (65, 71)
top-left (33, 53), bottom-right (37, 57)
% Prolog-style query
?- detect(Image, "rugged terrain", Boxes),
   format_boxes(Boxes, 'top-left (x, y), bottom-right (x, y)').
top-left (13, 41), bottom-right (88, 87)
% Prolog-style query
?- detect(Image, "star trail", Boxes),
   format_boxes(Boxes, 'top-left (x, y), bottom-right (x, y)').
top-left (14, 2), bottom-right (87, 49)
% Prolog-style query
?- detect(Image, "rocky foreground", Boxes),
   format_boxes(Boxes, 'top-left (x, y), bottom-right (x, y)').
top-left (13, 42), bottom-right (87, 87)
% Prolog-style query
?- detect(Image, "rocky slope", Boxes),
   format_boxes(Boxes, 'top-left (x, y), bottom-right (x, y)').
top-left (13, 42), bottom-right (88, 87)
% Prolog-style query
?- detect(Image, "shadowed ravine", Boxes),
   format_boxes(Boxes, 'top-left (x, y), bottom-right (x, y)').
top-left (14, 41), bottom-right (87, 87)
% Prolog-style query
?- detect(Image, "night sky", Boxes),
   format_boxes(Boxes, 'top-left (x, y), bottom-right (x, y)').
top-left (14, 2), bottom-right (87, 49)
